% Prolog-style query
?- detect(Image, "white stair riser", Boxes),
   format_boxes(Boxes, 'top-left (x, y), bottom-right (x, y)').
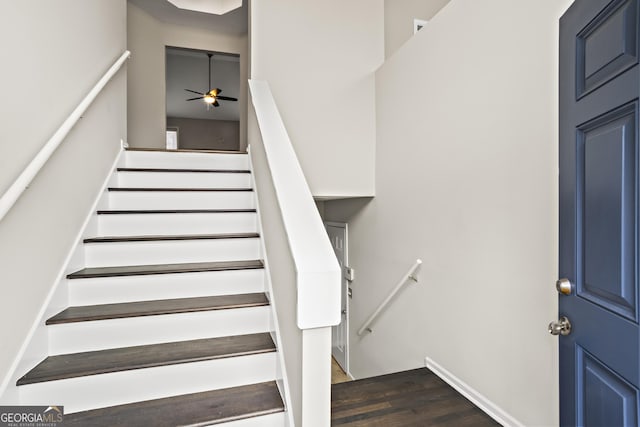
top-left (84, 238), bottom-right (261, 267)
top-left (19, 352), bottom-right (277, 414)
top-left (215, 412), bottom-right (286, 427)
top-left (108, 191), bottom-right (255, 210)
top-left (124, 151), bottom-right (249, 170)
top-left (117, 171), bottom-right (252, 189)
top-left (48, 307), bottom-right (271, 355)
top-left (97, 212), bottom-right (258, 236)
top-left (68, 269), bottom-right (265, 305)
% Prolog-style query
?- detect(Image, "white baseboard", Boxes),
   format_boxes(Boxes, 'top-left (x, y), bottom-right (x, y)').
top-left (425, 357), bottom-right (524, 427)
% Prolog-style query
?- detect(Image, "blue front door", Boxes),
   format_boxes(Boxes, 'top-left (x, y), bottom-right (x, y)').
top-left (560, 0), bottom-right (640, 425)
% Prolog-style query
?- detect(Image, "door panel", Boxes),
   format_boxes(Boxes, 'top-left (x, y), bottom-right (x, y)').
top-left (560, 0), bottom-right (640, 424)
top-left (577, 0), bottom-right (638, 96)
top-left (326, 223), bottom-right (348, 373)
top-left (579, 102), bottom-right (637, 320)
top-left (578, 347), bottom-right (638, 426)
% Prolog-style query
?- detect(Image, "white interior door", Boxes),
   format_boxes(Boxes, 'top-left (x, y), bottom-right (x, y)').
top-left (325, 222), bottom-right (348, 374)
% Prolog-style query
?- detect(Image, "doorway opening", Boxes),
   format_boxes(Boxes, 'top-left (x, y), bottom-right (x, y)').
top-left (165, 47), bottom-right (240, 151)
top-left (325, 221), bottom-right (350, 378)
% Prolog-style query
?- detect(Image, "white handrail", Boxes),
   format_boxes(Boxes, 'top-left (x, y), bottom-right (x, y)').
top-left (249, 79), bottom-right (341, 329)
top-left (357, 259), bottom-right (423, 336)
top-left (0, 50), bottom-right (131, 222)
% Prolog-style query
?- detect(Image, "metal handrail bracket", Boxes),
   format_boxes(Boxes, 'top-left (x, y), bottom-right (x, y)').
top-left (357, 259), bottom-right (423, 336)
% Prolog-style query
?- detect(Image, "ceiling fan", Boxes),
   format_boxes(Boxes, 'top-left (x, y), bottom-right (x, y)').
top-left (185, 53), bottom-right (238, 109)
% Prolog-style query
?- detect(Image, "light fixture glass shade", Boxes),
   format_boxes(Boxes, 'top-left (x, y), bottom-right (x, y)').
top-left (204, 95), bottom-right (216, 104)
top-left (167, 0), bottom-right (242, 15)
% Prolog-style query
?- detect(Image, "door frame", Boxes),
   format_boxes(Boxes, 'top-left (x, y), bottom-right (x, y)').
top-left (325, 221), bottom-right (350, 376)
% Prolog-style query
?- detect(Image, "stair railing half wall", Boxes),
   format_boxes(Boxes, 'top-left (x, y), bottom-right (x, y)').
top-left (248, 79), bottom-right (341, 427)
top-left (357, 259), bottom-right (423, 336)
top-left (0, 50), bottom-right (131, 222)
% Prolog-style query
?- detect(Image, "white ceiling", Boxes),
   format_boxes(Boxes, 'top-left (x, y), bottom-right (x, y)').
top-left (166, 48), bottom-right (240, 121)
top-left (129, 0), bottom-right (247, 35)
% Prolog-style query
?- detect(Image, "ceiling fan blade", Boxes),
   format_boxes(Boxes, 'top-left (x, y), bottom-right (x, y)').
top-left (186, 97), bottom-right (203, 101)
top-left (213, 100), bottom-right (220, 107)
top-left (185, 89), bottom-right (205, 95)
top-left (217, 96), bottom-right (238, 101)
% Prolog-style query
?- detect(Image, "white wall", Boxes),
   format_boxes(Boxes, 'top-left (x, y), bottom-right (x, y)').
top-left (127, 3), bottom-right (248, 149)
top-left (0, 0), bottom-right (126, 395)
top-left (127, 3), bottom-right (165, 149)
top-left (384, 0), bottom-right (451, 58)
top-left (250, 0), bottom-right (383, 198)
top-left (324, 0), bottom-right (572, 425)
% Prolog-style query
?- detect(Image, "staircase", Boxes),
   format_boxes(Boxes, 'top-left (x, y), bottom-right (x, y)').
top-left (15, 148), bottom-right (287, 426)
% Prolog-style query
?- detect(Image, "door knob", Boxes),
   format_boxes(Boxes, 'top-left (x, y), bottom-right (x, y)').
top-left (556, 278), bottom-right (573, 295)
top-left (548, 316), bottom-right (572, 336)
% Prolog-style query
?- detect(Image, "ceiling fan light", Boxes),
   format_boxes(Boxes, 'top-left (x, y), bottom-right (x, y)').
top-left (203, 95), bottom-right (216, 104)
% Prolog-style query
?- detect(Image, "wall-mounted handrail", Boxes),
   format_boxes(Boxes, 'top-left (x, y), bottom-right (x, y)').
top-left (357, 259), bottom-right (423, 336)
top-left (0, 50), bottom-right (131, 222)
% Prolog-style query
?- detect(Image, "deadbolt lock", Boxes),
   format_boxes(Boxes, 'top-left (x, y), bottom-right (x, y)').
top-left (556, 278), bottom-right (573, 295)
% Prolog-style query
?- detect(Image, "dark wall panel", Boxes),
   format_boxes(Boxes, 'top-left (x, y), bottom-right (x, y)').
top-left (167, 117), bottom-right (240, 151)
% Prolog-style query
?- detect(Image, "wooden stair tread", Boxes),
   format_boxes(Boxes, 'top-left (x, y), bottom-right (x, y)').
top-left (67, 259), bottom-right (263, 279)
top-left (84, 233), bottom-right (259, 243)
top-left (125, 147), bottom-right (248, 154)
top-left (46, 293), bottom-right (269, 325)
top-left (117, 167), bottom-right (250, 174)
top-left (97, 209), bottom-right (256, 214)
top-left (17, 333), bottom-right (275, 385)
top-left (107, 187), bottom-right (253, 192)
top-left (62, 381), bottom-right (283, 427)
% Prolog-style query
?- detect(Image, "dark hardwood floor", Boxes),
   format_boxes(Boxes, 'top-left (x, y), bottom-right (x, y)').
top-left (83, 233), bottom-right (259, 243)
top-left (47, 292), bottom-right (269, 325)
top-left (107, 187), bottom-right (253, 192)
top-left (66, 259), bottom-right (264, 279)
top-left (17, 333), bottom-right (275, 385)
top-left (116, 167), bottom-right (251, 173)
top-left (124, 147), bottom-right (248, 154)
top-left (331, 368), bottom-right (500, 427)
